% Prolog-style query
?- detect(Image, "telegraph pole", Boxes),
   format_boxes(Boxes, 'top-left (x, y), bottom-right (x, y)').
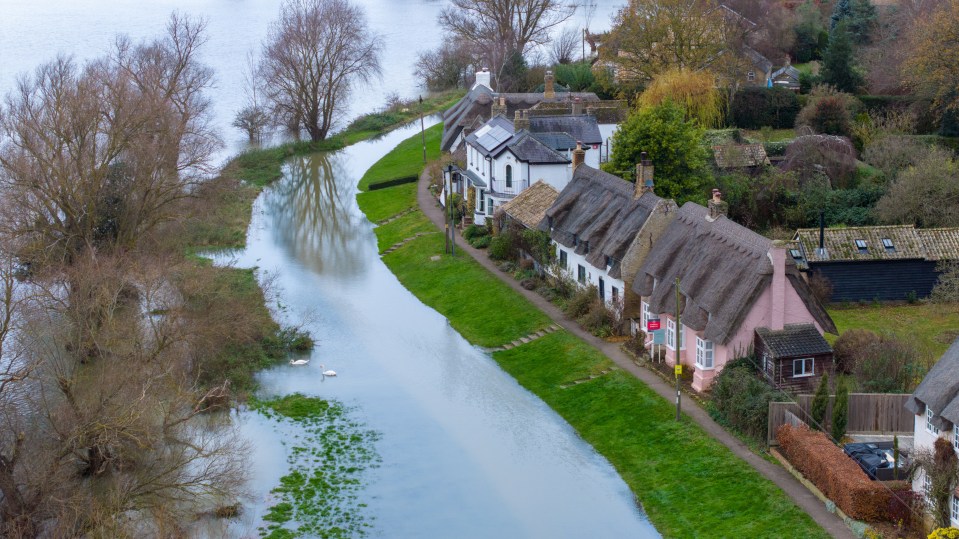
top-left (419, 96), bottom-right (427, 164)
top-left (675, 276), bottom-right (682, 422)
top-left (447, 165), bottom-right (456, 256)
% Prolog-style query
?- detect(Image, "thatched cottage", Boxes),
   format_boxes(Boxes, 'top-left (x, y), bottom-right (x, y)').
top-left (634, 194), bottom-right (837, 391)
top-left (540, 157), bottom-right (677, 314)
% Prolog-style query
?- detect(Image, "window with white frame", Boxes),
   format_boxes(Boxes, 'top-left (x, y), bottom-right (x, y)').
top-left (793, 358), bottom-right (814, 377)
top-left (559, 249), bottom-right (567, 270)
top-left (952, 494), bottom-right (959, 526)
top-left (747, 71), bottom-right (755, 81)
top-left (923, 473), bottom-right (932, 498)
top-left (954, 424), bottom-right (959, 450)
top-left (696, 337), bottom-right (714, 369)
top-left (641, 301), bottom-right (651, 330)
top-left (928, 405), bottom-right (941, 435)
top-left (666, 319), bottom-right (685, 349)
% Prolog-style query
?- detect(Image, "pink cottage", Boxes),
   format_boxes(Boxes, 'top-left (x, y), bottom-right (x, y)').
top-left (632, 198), bottom-right (837, 392)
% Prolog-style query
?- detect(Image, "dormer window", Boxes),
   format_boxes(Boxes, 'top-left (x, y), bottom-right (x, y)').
top-left (854, 239), bottom-right (868, 253)
top-left (882, 238), bottom-right (895, 252)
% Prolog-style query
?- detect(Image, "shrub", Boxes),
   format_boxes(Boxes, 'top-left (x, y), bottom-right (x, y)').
top-left (468, 235), bottom-right (491, 249)
top-left (930, 528), bottom-right (959, 539)
top-left (710, 364), bottom-right (777, 443)
top-left (463, 224), bottom-right (489, 241)
top-left (833, 329), bottom-right (879, 374)
top-left (563, 285), bottom-right (597, 319)
top-left (806, 95), bottom-right (853, 137)
top-left (777, 424), bottom-right (894, 521)
top-left (854, 334), bottom-right (927, 393)
top-left (932, 260), bottom-right (959, 303)
top-left (488, 231), bottom-right (517, 261)
top-left (913, 438), bottom-right (959, 529)
top-left (811, 372), bottom-right (830, 432)
top-left (520, 228), bottom-right (552, 266)
top-left (780, 134), bottom-right (858, 189)
top-left (731, 87), bottom-right (801, 129)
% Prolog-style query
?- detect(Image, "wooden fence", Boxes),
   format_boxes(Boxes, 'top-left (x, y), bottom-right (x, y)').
top-left (767, 393), bottom-right (913, 446)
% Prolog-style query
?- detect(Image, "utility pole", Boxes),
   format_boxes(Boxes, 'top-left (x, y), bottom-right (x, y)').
top-left (447, 164), bottom-right (456, 255)
top-left (419, 96), bottom-right (427, 164)
top-left (675, 276), bottom-right (682, 422)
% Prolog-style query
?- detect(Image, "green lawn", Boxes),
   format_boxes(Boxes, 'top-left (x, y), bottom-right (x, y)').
top-left (381, 232), bottom-right (551, 347)
top-left (355, 182), bottom-right (418, 223)
top-left (827, 303), bottom-right (959, 361)
top-left (371, 211), bottom-right (435, 253)
top-left (357, 123), bottom-right (443, 191)
top-left (494, 331), bottom-right (829, 539)
top-left (743, 128), bottom-right (796, 142)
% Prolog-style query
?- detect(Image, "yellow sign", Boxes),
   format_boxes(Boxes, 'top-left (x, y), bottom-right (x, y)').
top-left (674, 364), bottom-right (682, 375)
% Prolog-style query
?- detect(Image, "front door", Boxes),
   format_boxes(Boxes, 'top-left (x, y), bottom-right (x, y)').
top-left (599, 277), bottom-right (605, 301)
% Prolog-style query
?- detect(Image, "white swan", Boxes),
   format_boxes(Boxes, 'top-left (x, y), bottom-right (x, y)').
top-left (289, 358), bottom-right (310, 366)
top-left (320, 364), bottom-right (337, 377)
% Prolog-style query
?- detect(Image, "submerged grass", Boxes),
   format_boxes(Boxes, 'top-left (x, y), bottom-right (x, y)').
top-left (357, 128), bottom-right (831, 538)
top-left (251, 394), bottom-right (381, 539)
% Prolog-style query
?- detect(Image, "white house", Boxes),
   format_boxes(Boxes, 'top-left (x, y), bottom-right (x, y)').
top-left (905, 337), bottom-right (959, 526)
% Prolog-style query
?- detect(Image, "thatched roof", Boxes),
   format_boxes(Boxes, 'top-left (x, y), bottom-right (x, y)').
top-left (756, 324), bottom-right (832, 359)
top-left (712, 143), bottom-right (770, 168)
top-left (540, 165), bottom-right (662, 279)
top-left (634, 203), bottom-right (836, 344)
top-left (441, 86), bottom-right (600, 151)
top-left (905, 337), bottom-right (959, 428)
top-left (499, 180), bottom-right (559, 229)
top-left (794, 225), bottom-right (959, 263)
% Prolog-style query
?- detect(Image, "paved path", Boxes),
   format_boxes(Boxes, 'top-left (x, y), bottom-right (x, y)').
top-left (415, 177), bottom-right (856, 539)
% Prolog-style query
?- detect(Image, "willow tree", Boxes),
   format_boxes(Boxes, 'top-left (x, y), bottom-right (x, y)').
top-left (260, 0), bottom-right (383, 141)
top-left (905, 0), bottom-right (959, 119)
top-left (637, 68), bottom-right (726, 128)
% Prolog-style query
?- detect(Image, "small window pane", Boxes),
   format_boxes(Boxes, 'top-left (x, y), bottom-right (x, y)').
top-left (789, 249), bottom-right (802, 259)
top-left (855, 239), bottom-right (867, 249)
top-left (882, 238), bottom-right (894, 248)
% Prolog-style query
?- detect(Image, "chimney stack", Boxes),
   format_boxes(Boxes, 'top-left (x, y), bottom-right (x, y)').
top-left (473, 67), bottom-right (492, 90)
top-left (514, 109), bottom-right (530, 131)
top-left (634, 151), bottom-right (654, 199)
top-left (707, 189), bottom-right (728, 220)
top-left (572, 141), bottom-right (586, 171)
top-left (572, 97), bottom-right (583, 116)
top-left (544, 70), bottom-right (555, 99)
top-left (492, 96), bottom-right (507, 117)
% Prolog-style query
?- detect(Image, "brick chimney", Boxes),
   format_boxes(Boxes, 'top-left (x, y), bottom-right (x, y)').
top-left (634, 151), bottom-right (654, 199)
top-left (514, 109), bottom-right (530, 131)
top-left (707, 189), bottom-right (728, 220)
top-left (492, 96), bottom-right (507, 117)
top-left (572, 141), bottom-right (586, 171)
top-left (544, 70), bottom-right (555, 99)
top-left (473, 67), bottom-right (492, 90)
top-left (769, 241), bottom-right (788, 331)
top-left (572, 97), bottom-right (583, 116)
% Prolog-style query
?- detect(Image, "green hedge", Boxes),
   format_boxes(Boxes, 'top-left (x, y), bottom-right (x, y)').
top-left (367, 175), bottom-right (418, 190)
top-left (732, 87), bottom-right (801, 129)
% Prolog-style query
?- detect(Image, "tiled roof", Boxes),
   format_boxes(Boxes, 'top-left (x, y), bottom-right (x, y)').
top-left (507, 132), bottom-right (570, 164)
top-left (756, 324), bottom-right (833, 359)
top-left (772, 65), bottom-right (801, 82)
top-left (499, 180), bottom-right (559, 229)
top-left (531, 131), bottom-right (578, 151)
top-left (794, 225), bottom-right (959, 263)
top-left (712, 144), bottom-right (770, 168)
top-left (529, 115), bottom-right (603, 145)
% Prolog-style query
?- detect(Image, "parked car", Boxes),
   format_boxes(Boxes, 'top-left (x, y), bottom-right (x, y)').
top-left (843, 442), bottom-right (909, 481)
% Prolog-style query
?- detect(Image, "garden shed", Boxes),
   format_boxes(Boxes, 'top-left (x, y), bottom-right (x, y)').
top-left (755, 324), bottom-right (835, 392)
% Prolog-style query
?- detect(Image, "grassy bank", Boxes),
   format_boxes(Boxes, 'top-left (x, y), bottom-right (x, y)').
top-left (357, 131), bottom-right (830, 537)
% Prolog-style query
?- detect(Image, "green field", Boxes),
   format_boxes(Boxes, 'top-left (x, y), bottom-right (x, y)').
top-left (828, 302), bottom-right (959, 361)
top-left (356, 128), bottom-right (831, 538)
top-left (355, 182), bottom-right (418, 223)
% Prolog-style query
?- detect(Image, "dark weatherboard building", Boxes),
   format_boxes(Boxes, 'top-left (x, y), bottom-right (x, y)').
top-left (792, 225), bottom-right (959, 302)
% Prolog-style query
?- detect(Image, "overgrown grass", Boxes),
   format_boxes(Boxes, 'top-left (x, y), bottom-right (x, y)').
top-left (743, 128), bottom-right (797, 142)
top-left (382, 232), bottom-right (551, 347)
top-left (355, 182), bottom-right (418, 223)
top-left (827, 302), bottom-right (959, 362)
top-left (493, 332), bottom-right (829, 538)
top-left (357, 123), bottom-right (444, 191)
top-left (250, 394), bottom-right (380, 539)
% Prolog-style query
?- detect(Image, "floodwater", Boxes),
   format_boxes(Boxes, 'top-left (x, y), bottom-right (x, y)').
top-left (1, 0), bottom-right (626, 163)
top-left (214, 119), bottom-right (661, 537)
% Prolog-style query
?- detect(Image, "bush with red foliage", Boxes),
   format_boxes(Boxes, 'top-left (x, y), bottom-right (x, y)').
top-left (777, 424), bottom-right (914, 522)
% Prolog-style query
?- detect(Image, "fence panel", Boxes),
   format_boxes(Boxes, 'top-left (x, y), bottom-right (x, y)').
top-left (767, 393), bottom-right (913, 446)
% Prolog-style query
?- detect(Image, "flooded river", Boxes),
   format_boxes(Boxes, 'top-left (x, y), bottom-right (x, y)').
top-left (216, 120), bottom-right (660, 537)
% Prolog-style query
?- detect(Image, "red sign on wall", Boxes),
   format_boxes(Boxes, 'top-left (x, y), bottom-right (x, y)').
top-left (647, 319), bottom-right (661, 331)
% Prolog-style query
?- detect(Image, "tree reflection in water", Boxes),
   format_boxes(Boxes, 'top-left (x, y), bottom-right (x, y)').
top-left (263, 152), bottom-right (371, 279)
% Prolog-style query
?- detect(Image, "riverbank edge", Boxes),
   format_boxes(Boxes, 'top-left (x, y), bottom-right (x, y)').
top-left (353, 135), bottom-right (840, 538)
top-left (181, 91), bottom-right (465, 396)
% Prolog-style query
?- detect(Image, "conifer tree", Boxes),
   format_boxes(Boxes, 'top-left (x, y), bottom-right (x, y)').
top-left (821, 22), bottom-right (862, 93)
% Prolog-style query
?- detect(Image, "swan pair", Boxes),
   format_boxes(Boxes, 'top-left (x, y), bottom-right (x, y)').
top-left (287, 358), bottom-right (337, 377)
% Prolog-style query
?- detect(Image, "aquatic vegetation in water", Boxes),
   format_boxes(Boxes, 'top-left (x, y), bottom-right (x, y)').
top-left (250, 394), bottom-right (380, 539)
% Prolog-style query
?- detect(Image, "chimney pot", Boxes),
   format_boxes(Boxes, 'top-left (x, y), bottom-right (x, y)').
top-left (514, 109), bottom-right (530, 131)
top-left (544, 70), bottom-right (555, 99)
top-left (572, 141), bottom-right (586, 171)
top-left (707, 188), bottom-right (728, 220)
top-left (473, 67), bottom-right (493, 91)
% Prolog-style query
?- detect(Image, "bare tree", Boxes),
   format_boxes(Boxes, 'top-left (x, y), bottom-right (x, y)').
top-left (0, 14), bottom-right (219, 270)
top-left (415, 37), bottom-right (476, 91)
top-left (438, 0), bottom-right (576, 87)
top-left (260, 0), bottom-right (383, 142)
top-left (233, 51), bottom-right (270, 143)
top-left (551, 27), bottom-right (580, 64)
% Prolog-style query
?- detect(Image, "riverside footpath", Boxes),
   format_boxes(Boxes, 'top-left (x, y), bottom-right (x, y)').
top-left (416, 177), bottom-right (856, 539)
